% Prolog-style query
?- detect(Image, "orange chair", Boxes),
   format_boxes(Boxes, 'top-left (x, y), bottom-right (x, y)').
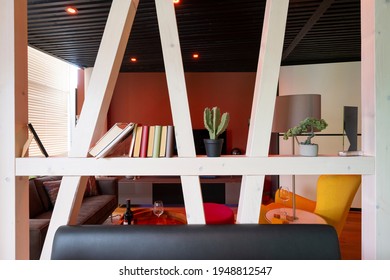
top-left (260, 175), bottom-right (361, 237)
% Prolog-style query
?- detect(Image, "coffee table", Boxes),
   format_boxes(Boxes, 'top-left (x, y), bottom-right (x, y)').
top-left (265, 208), bottom-right (326, 224)
top-left (118, 208), bottom-right (187, 225)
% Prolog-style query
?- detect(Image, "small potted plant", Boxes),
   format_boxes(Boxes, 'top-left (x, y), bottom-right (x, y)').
top-left (283, 117), bottom-right (328, 156)
top-left (203, 106), bottom-right (230, 157)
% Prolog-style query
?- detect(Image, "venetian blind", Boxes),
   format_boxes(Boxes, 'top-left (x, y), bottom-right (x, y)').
top-left (28, 47), bottom-right (71, 156)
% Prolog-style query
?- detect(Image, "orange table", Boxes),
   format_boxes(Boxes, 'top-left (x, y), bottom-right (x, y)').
top-left (119, 208), bottom-right (187, 225)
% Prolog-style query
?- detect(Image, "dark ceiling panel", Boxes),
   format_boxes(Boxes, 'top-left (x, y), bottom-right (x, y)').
top-left (27, 0), bottom-right (361, 72)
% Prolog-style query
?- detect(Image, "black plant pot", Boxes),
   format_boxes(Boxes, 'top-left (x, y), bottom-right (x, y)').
top-left (204, 138), bottom-right (224, 157)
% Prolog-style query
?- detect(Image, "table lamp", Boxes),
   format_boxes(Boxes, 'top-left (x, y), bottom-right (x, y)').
top-left (272, 94), bottom-right (321, 220)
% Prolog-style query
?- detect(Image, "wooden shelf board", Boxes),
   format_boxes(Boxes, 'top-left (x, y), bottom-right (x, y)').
top-left (16, 155), bottom-right (374, 176)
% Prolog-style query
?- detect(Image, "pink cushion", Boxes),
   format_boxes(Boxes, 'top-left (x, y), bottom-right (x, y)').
top-left (203, 203), bottom-right (235, 224)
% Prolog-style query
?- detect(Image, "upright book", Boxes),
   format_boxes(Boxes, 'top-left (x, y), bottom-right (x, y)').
top-left (131, 125), bottom-right (144, 157)
top-left (165, 125), bottom-right (175, 158)
top-left (89, 123), bottom-right (134, 158)
top-left (159, 125), bottom-right (168, 157)
top-left (139, 125), bottom-right (149, 158)
top-left (152, 125), bottom-right (162, 158)
top-left (147, 126), bottom-right (155, 157)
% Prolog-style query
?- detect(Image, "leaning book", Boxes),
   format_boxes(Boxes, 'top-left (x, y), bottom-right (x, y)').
top-left (89, 123), bottom-right (135, 158)
top-left (27, 123), bottom-right (49, 157)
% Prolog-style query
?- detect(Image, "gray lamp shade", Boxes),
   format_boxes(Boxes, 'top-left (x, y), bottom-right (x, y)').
top-left (272, 94), bottom-right (321, 133)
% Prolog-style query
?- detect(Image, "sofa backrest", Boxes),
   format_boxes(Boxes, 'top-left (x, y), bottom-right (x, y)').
top-left (29, 176), bottom-right (62, 217)
top-left (29, 180), bottom-right (47, 218)
top-left (51, 224), bottom-right (341, 260)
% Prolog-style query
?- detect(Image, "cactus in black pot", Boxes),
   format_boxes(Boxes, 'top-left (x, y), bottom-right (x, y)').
top-left (203, 107), bottom-right (230, 157)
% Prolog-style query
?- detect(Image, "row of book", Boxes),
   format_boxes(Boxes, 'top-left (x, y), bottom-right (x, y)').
top-left (88, 122), bottom-right (175, 159)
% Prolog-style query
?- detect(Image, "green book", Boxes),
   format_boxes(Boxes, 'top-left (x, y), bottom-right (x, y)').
top-left (152, 125), bottom-right (162, 158)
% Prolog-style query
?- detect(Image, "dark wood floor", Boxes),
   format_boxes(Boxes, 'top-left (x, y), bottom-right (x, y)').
top-left (339, 210), bottom-right (361, 260)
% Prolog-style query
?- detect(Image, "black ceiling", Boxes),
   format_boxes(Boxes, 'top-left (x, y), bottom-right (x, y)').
top-left (27, 0), bottom-right (361, 72)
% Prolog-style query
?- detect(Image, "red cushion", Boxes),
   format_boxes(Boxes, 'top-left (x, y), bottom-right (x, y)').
top-left (203, 203), bottom-right (235, 224)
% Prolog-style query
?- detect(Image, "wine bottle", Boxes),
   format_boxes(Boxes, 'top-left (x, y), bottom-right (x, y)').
top-left (123, 199), bottom-right (134, 225)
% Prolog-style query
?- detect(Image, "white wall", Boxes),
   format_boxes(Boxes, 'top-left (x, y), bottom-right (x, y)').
top-left (278, 61), bottom-right (362, 208)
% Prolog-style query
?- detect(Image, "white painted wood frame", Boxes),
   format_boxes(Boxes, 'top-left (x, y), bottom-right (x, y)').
top-left (40, 0), bottom-right (139, 259)
top-left (0, 0), bottom-right (28, 260)
top-left (16, 156), bottom-right (374, 177)
top-left (361, 0), bottom-right (390, 259)
top-left (237, 0), bottom-right (290, 223)
top-left (155, 0), bottom-right (205, 224)
top-left (1, 0), bottom-right (389, 260)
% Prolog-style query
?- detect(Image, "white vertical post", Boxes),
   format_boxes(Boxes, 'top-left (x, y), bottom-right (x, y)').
top-left (40, 0), bottom-right (139, 259)
top-left (0, 0), bottom-right (28, 259)
top-left (155, 0), bottom-right (205, 224)
top-left (237, 0), bottom-right (289, 223)
top-left (361, 0), bottom-right (390, 259)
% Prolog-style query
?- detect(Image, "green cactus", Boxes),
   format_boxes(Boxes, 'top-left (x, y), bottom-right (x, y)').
top-left (203, 107), bottom-right (230, 140)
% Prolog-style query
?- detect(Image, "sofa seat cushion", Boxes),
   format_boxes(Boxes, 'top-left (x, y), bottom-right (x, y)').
top-left (77, 195), bottom-right (117, 225)
top-left (34, 211), bottom-right (53, 219)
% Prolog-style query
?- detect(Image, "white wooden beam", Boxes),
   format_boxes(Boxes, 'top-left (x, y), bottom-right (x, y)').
top-left (16, 156), bottom-right (375, 176)
top-left (0, 0), bottom-right (28, 260)
top-left (155, 0), bottom-right (204, 224)
top-left (40, 0), bottom-right (139, 259)
top-left (237, 0), bottom-right (289, 223)
top-left (361, 0), bottom-right (390, 259)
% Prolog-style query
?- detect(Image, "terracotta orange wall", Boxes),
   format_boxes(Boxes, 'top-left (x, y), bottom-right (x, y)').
top-left (79, 72), bottom-right (257, 153)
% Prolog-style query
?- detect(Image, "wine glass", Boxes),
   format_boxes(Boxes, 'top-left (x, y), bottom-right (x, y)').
top-left (153, 200), bottom-right (164, 219)
top-left (278, 186), bottom-right (290, 218)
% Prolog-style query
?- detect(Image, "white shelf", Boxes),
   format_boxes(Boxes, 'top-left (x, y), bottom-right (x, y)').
top-left (16, 155), bottom-right (374, 176)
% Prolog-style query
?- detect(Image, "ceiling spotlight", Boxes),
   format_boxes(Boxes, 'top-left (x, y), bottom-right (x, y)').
top-left (192, 53), bottom-right (199, 59)
top-left (65, 7), bottom-right (78, 15)
top-left (130, 57), bottom-right (137, 62)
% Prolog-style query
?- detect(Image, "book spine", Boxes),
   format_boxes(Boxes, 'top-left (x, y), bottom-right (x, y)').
top-left (152, 125), bottom-right (162, 158)
top-left (140, 125), bottom-right (149, 158)
top-left (132, 125), bottom-right (143, 157)
top-left (159, 126), bottom-right (168, 157)
top-left (147, 126), bottom-right (155, 157)
top-left (165, 125), bottom-right (174, 158)
top-left (128, 123), bottom-right (138, 157)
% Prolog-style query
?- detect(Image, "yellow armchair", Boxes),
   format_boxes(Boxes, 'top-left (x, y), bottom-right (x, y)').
top-left (260, 175), bottom-right (361, 237)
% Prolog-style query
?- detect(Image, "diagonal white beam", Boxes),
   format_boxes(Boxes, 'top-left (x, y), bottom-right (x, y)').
top-left (155, 0), bottom-right (205, 224)
top-left (237, 0), bottom-right (289, 223)
top-left (40, 0), bottom-right (139, 259)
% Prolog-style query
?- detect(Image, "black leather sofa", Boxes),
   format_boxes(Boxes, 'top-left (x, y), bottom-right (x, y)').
top-left (29, 176), bottom-right (118, 260)
top-left (51, 224), bottom-right (341, 260)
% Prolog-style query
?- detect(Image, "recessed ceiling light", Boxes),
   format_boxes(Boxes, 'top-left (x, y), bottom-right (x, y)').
top-left (192, 53), bottom-right (199, 59)
top-left (65, 7), bottom-right (78, 15)
top-left (130, 57), bottom-right (137, 62)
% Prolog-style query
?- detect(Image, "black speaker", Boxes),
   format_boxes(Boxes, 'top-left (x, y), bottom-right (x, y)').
top-left (343, 106), bottom-right (358, 151)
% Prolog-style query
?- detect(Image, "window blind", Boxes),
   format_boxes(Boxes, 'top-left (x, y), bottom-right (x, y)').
top-left (28, 47), bottom-right (72, 156)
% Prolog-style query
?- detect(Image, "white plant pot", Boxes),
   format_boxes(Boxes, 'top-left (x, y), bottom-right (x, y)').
top-left (299, 143), bottom-right (318, 157)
